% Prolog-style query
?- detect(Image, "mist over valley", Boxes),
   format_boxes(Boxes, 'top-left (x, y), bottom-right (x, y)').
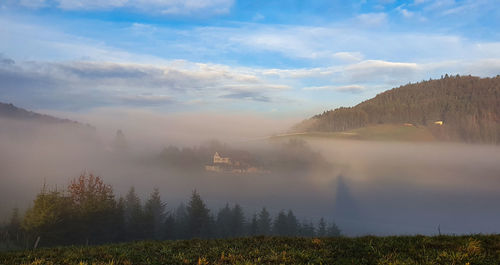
top-left (1, 100), bottom-right (499, 237)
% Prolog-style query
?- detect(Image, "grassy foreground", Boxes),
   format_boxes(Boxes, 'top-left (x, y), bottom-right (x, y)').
top-left (2, 235), bottom-right (500, 265)
top-left (274, 124), bottom-right (437, 142)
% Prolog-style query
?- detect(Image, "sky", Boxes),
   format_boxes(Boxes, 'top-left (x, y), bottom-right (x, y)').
top-left (1, 0), bottom-right (500, 117)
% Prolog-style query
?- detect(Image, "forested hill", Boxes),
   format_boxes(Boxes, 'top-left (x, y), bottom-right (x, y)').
top-left (0, 101), bottom-right (93, 129)
top-left (295, 75), bottom-right (500, 143)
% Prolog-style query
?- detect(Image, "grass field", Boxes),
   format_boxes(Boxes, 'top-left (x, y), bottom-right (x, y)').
top-left (274, 124), bottom-right (436, 142)
top-left (2, 235), bottom-right (500, 264)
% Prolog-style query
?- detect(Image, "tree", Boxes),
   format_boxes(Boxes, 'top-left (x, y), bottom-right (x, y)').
top-left (317, 217), bottom-right (326, 237)
top-left (257, 207), bottom-right (272, 236)
top-left (22, 189), bottom-right (73, 246)
top-left (273, 210), bottom-right (288, 236)
top-left (113, 197), bottom-right (126, 242)
top-left (215, 204), bottom-right (232, 238)
top-left (286, 210), bottom-right (298, 236)
top-left (113, 129), bottom-right (128, 151)
top-left (298, 75), bottom-right (500, 144)
top-left (249, 213), bottom-right (258, 236)
top-left (8, 208), bottom-right (21, 234)
top-left (327, 222), bottom-right (341, 237)
top-left (7, 208), bottom-right (22, 244)
top-left (124, 187), bottom-right (143, 240)
top-left (186, 190), bottom-right (210, 238)
top-left (171, 203), bottom-right (189, 239)
top-left (67, 173), bottom-right (116, 244)
top-left (144, 188), bottom-right (167, 240)
top-left (299, 221), bottom-right (315, 237)
top-left (231, 204), bottom-right (245, 237)
top-left (164, 214), bottom-right (176, 240)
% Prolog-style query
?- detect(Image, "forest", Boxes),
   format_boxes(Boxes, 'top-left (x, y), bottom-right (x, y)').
top-left (0, 173), bottom-right (340, 250)
top-left (296, 75), bottom-right (500, 143)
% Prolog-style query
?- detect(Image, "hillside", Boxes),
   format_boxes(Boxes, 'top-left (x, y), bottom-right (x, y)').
top-left (2, 235), bottom-right (500, 264)
top-left (277, 124), bottom-right (436, 142)
top-left (0, 102), bottom-right (88, 126)
top-left (0, 101), bottom-right (97, 148)
top-left (0, 102), bottom-right (94, 131)
top-left (295, 75), bottom-right (500, 143)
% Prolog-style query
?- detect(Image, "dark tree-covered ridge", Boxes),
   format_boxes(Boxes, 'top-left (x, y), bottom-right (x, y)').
top-left (296, 75), bottom-right (500, 143)
top-left (0, 102), bottom-right (95, 130)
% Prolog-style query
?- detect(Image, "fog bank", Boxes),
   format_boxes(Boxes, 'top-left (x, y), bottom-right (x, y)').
top-left (1, 110), bottom-right (500, 236)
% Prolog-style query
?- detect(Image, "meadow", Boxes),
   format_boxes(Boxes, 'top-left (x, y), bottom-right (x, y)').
top-left (2, 235), bottom-right (500, 264)
top-left (275, 124), bottom-right (436, 142)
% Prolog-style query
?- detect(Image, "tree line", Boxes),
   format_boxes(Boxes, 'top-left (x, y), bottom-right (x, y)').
top-left (295, 75), bottom-right (500, 143)
top-left (160, 138), bottom-right (332, 174)
top-left (0, 173), bottom-right (340, 250)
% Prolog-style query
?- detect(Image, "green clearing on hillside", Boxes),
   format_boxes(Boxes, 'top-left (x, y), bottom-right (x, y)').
top-left (2, 235), bottom-right (500, 264)
top-left (274, 124), bottom-right (436, 142)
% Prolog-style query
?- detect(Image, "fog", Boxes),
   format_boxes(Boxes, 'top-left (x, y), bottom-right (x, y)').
top-left (1, 109), bottom-right (500, 236)
top-left (307, 140), bottom-right (500, 235)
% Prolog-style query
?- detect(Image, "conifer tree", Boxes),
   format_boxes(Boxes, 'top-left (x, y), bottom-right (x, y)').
top-left (257, 207), bottom-right (272, 235)
top-left (249, 213), bottom-right (258, 236)
top-left (124, 187), bottom-right (143, 240)
top-left (286, 210), bottom-right (298, 236)
top-left (216, 203), bottom-right (232, 238)
top-left (231, 204), bottom-right (246, 237)
top-left (327, 222), bottom-right (341, 237)
top-left (273, 210), bottom-right (288, 236)
top-left (318, 217), bottom-right (326, 237)
top-left (7, 208), bottom-right (21, 244)
top-left (186, 190), bottom-right (210, 238)
top-left (144, 188), bottom-right (167, 240)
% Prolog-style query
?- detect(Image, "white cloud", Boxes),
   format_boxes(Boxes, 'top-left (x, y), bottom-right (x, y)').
top-left (129, 23), bottom-right (158, 35)
top-left (345, 60), bottom-right (418, 73)
top-left (2, 14), bottom-right (500, 113)
top-left (252, 13), bottom-right (265, 21)
top-left (399, 8), bottom-right (414, 18)
top-left (333, 52), bottom-right (364, 62)
top-left (15, 0), bottom-right (234, 15)
top-left (5, 15), bottom-right (490, 71)
top-left (259, 67), bottom-right (335, 79)
top-left (344, 60), bottom-right (419, 83)
top-left (303, 85), bottom-right (365, 93)
top-left (57, 0), bottom-right (127, 10)
top-left (413, 0), bottom-right (428, 5)
top-left (159, 0), bottom-right (233, 15)
top-left (461, 59), bottom-right (500, 77)
top-left (378, 0), bottom-right (396, 4)
top-left (19, 0), bottom-right (47, 8)
top-left (0, 58), bottom-right (291, 109)
top-left (355, 12), bottom-right (388, 27)
top-left (118, 94), bottom-right (175, 104)
top-left (440, 0), bottom-right (481, 16)
top-left (211, 24), bottom-right (485, 65)
top-left (423, 0), bottom-right (456, 12)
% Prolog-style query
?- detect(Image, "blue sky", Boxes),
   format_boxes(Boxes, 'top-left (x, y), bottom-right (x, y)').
top-left (1, 0), bottom-right (500, 117)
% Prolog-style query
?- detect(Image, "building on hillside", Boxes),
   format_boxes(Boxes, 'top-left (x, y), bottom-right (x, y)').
top-left (434, 121), bottom-right (443, 126)
top-left (205, 152), bottom-right (269, 174)
top-left (213, 152), bottom-right (231, 164)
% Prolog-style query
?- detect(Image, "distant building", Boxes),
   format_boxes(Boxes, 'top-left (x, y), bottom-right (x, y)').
top-left (434, 121), bottom-right (443, 126)
top-left (205, 152), bottom-right (269, 174)
top-left (213, 152), bottom-right (231, 164)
